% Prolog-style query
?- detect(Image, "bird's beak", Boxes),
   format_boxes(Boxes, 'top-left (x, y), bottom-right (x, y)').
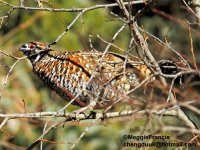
top-left (19, 44), bottom-right (28, 51)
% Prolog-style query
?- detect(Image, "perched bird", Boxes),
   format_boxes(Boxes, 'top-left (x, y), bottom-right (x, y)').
top-left (19, 42), bottom-right (177, 111)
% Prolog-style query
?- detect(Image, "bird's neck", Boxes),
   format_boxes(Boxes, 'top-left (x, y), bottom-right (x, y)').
top-left (29, 51), bottom-right (48, 64)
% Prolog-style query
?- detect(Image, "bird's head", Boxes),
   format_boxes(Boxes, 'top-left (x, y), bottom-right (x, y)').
top-left (19, 42), bottom-right (47, 57)
top-left (19, 42), bottom-right (50, 63)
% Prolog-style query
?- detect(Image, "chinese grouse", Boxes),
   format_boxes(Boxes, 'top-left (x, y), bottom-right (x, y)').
top-left (19, 42), bottom-right (179, 110)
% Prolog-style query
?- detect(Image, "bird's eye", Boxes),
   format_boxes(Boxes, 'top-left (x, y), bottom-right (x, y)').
top-left (29, 44), bottom-right (35, 49)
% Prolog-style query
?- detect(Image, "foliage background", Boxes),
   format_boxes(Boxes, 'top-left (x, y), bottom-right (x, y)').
top-left (0, 0), bottom-right (200, 149)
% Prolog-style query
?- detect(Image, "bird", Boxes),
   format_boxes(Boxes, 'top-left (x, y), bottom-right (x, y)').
top-left (19, 42), bottom-right (179, 111)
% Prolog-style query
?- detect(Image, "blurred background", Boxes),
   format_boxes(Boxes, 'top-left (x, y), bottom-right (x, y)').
top-left (0, 0), bottom-right (200, 149)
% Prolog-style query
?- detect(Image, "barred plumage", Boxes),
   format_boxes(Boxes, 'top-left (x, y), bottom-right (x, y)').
top-left (19, 42), bottom-right (152, 108)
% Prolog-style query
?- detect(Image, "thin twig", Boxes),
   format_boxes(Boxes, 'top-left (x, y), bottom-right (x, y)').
top-left (188, 27), bottom-right (198, 70)
top-left (0, 117), bottom-right (10, 129)
top-left (0, 0), bottom-right (145, 13)
top-left (0, 56), bottom-right (27, 100)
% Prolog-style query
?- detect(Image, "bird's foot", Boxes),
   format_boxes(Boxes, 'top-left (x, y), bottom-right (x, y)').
top-left (73, 106), bottom-right (89, 120)
top-left (73, 101), bottom-right (97, 120)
